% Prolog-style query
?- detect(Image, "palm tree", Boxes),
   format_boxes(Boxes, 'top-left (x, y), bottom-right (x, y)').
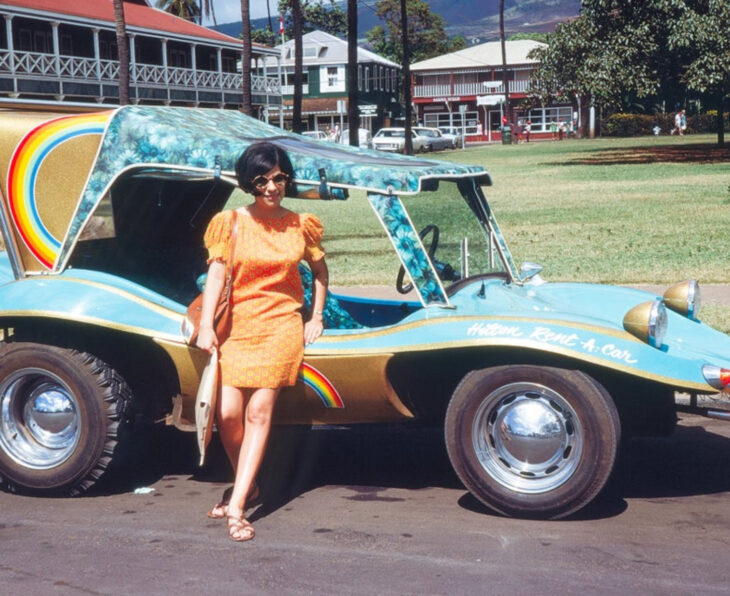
top-left (347, 0), bottom-right (358, 146)
top-left (113, 0), bottom-right (130, 105)
top-left (499, 0), bottom-right (511, 130)
top-left (400, 0), bottom-right (413, 154)
top-left (241, 0), bottom-right (253, 115)
top-left (292, 0), bottom-right (304, 133)
top-left (198, 0), bottom-right (216, 26)
top-left (155, 0), bottom-right (200, 22)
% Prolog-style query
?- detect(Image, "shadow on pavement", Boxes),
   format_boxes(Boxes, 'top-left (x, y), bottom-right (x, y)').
top-left (90, 416), bottom-right (730, 522)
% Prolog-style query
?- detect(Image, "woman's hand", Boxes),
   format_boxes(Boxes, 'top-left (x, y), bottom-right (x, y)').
top-left (196, 325), bottom-right (218, 354)
top-left (304, 317), bottom-right (324, 345)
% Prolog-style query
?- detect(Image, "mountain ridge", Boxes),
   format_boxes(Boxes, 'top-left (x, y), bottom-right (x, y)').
top-left (210, 0), bottom-right (580, 45)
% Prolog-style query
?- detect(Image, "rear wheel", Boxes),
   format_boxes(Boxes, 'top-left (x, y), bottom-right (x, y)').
top-left (0, 343), bottom-right (131, 495)
top-left (445, 365), bottom-right (620, 519)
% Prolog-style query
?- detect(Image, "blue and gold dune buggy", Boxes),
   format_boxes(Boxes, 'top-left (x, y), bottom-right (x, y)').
top-left (0, 106), bottom-right (728, 518)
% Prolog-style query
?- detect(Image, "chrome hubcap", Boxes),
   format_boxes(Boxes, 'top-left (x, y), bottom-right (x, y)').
top-left (0, 368), bottom-right (80, 469)
top-left (473, 382), bottom-right (583, 494)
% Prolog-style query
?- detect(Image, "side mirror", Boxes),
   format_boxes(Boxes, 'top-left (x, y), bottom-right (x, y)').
top-left (520, 261), bottom-right (545, 284)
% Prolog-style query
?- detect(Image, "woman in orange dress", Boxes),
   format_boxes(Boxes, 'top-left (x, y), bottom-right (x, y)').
top-left (196, 142), bottom-right (328, 542)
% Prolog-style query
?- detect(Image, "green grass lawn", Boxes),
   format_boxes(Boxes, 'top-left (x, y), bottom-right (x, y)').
top-left (274, 134), bottom-right (730, 331)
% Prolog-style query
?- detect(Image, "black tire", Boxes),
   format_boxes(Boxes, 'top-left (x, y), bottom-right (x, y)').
top-left (0, 343), bottom-right (131, 496)
top-left (445, 365), bottom-right (620, 519)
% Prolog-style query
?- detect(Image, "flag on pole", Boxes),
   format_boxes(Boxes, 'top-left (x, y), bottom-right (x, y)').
top-left (279, 15), bottom-right (284, 36)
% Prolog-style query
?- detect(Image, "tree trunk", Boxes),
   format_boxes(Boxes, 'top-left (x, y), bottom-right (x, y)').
top-left (400, 0), bottom-right (413, 155)
top-left (292, 0), bottom-right (304, 133)
top-left (347, 0), bottom-right (359, 146)
top-left (113, 0), bottom-right (130, 106)
top-left (499, 0), bottom-right (511, 131)
top-left (266, 0), bottom-right (273, 33)
top-left (717, 89), bottom-right (725, 147)
top-left (241, 0), bottom-right (253, 116)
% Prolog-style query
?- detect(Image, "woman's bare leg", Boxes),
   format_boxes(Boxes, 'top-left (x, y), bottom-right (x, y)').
top-left (216, 384), bottom-right (246, 470)
top-left (226, 387), bottom-right (280, 532)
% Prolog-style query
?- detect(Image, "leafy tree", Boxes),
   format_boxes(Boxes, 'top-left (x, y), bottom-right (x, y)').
top-left (155, 0), bottom-right (201, 22)
top-left (509, 32), bottom-right (548, 43)
top-left (251, 28), bottom-right (277, 46)
top-left (278, 0), bottom-right (347, 38)
top-left (668, 0), bottom-right (730, 146)
top-left (365, 0), bottom-right (464, 64)
top-left (112, 0), bottom-right (130, 105)
top-left (530, 0), bottom-right (728, 144)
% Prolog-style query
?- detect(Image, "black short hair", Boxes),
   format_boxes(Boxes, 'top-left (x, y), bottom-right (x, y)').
top-left (235, 142), bottom-right (295, 195)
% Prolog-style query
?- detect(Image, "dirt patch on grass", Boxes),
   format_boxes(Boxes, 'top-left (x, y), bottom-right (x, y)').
top-left (558, 143), bottom-right (730, 165)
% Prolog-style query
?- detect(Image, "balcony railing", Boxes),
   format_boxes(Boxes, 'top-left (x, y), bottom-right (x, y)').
top-left (413, 78), bottom-right (531, 98)
top-left (280, 84), bottom-right (310, 95)
top-left (0, 48), bottom-right (281, 103)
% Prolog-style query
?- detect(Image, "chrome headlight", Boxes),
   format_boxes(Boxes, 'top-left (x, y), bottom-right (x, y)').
top-left (623, 299), bottom-right (667, 348)
top-left (663, 280), bottom-right (701, 320)
top-left (702, 365), bottom-right (730, 391)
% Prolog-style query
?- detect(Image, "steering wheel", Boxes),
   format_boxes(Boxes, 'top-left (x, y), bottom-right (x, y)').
top-left (396, 224), bottom-right (440, 294)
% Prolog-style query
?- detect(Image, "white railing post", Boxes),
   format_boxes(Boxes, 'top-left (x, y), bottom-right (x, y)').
top-left (92, 27), bottom-right (102, 102)
top-left (161, 38), bottom-right (169, 105)
top-left (129, 33), bottom-right (136, 103)
top-left (50, 21), bottom-right (63, 99)
top-left (3, 14), bottom-right (17, 96)
top-left (190, 42), bottom-right (197, 106)
top-left (216, 47), bottom-right (224, 107)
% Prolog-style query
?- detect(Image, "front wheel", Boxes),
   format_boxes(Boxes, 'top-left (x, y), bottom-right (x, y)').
top-left (445, 365), bottom-right (620, 519)
top-left (0, 343), bottom-right (131, 496)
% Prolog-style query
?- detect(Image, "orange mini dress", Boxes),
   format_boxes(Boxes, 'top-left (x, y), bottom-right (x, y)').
top-left (204, 208), bottom-right (325, 389)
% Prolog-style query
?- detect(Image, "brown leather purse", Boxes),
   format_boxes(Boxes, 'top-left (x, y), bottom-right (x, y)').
top-left (184, 210), bottom-right (238, 346)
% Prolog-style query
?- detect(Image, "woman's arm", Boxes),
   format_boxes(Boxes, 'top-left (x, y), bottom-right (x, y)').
top-left (304, 257), bottom-right (328, 345)
top-left (195, 260), bottom-right (226, 353)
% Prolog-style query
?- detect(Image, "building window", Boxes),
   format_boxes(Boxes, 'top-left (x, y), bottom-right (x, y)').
top-left (365, 67), bottom-right (369, 91)
top-left (320, 65), bottom-right (344, 92)
top-left (423, 111), bottom-right (480, 135)
top-left (358, 65), bottom-right (362, 91)
top-left (303, 45), bottom-right (318, 58)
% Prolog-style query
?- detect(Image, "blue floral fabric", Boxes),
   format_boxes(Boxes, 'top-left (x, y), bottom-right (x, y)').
top-left (58, 106), bottom-right (490, 270)
top-left (299, 264), bottom-right (364, 329)
top-left (367, 193), bottom-right (448, 306)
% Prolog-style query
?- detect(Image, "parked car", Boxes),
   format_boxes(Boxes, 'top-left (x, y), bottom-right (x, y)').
top-left (339, 128), bottom-right (373, 149)
top-left (1, 106), bottom-right (729, 521)
top-left (414, 127), bottom-right (454, 152)
top-left (438, 126), bottom-right (464, 148)
top-left (372, 127), bottom-right (429, 153)
top-left (302, 130), bottom-right (330, 141)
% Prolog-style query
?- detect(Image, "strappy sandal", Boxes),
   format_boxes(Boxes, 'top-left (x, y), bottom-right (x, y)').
top-left (227, 515), bottom-right (255, 542)
top-left (207, 483), bottom-right (260, 519)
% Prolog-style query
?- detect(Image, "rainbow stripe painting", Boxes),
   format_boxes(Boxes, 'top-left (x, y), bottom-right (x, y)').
top-left (6, 111), bottom-right (111, 269)
top-left (300, 363), bottom-right (344, 408)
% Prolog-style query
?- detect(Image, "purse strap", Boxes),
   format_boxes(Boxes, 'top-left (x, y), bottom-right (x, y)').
top-left (221, 210), bottom-right (238, 302)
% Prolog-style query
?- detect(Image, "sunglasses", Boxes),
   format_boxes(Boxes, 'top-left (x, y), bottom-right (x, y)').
top-left (252, 172), bottom-right (290, 190)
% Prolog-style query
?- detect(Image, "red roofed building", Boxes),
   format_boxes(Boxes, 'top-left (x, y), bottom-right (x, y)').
top-left (0, 0), bottom-right (283, 116)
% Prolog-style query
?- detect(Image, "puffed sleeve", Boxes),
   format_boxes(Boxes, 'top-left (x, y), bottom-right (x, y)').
top-left (203, 211), bottom-right (233, 264)
top-left (302, 213), bottom-right (325, 264)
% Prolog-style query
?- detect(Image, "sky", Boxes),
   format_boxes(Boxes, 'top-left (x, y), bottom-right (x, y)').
top-left (204, 1), bottom-right (277, 26)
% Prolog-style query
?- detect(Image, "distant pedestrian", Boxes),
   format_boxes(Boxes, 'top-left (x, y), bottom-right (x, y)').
top-left (558, 121), bottom-right (565, 141)
top-left (680, 110), bottom-right (687, 134)
top-left (550, 120), bottom-right (557, 140)
top-left (525, 120), bottom-right (531, 143)
top-left (671, 111), bottom-right (682, 135)
top-left (653, 125), bottom-right (661, 136)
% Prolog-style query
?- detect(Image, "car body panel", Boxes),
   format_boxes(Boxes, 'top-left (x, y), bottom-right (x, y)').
top-left (0, 105), bottom-right (728, 450)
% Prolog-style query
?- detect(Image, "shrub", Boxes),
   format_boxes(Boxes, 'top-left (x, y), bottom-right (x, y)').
top-left (602, 111), bottom-right (729, 136)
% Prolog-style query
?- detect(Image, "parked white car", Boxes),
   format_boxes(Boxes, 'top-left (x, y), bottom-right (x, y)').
top-left (372, 128), bottom-right (429, 153)
top-left (302, 130), bottom-right (330, 141)
top-left (339, 128), bottom-right (373, 149)
top-left (438, 126), bottom-right (464, 148)
top-left (414, 127), bottom-right (453, 152)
